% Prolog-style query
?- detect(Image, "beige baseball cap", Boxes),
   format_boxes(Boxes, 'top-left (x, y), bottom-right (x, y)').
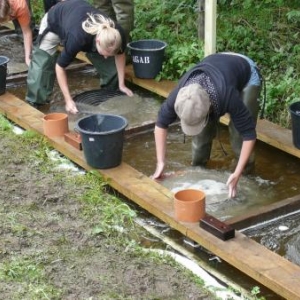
top-left (174, 83), bottom-right (210, 136)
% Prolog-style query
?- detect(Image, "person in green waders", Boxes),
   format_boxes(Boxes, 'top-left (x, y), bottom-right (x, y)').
top-left (25, 0), bottom-right (133, 114)
top-left (152, 52), bottom-right (262, 198)
top-left (92, 0), bottom-right (134, 86)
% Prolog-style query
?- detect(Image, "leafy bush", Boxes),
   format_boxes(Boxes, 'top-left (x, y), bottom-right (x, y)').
top-left (216, 0), bottom-right (300, 126)
top-left (131, 0), bottom-right (204, 81)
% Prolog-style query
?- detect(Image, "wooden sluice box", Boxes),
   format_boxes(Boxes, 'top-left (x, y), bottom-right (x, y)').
top-left (1, 81), bottom-right (300, 299)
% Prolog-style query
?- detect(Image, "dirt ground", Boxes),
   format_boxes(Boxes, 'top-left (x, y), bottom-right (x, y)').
top-left (0, 118), bottom-right (217, 299)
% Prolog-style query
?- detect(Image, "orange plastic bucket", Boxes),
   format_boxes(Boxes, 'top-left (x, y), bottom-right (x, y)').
top-left (174, 189), bottom-right (206, 222)
top-left (43, 113), bottom-right (69, 137)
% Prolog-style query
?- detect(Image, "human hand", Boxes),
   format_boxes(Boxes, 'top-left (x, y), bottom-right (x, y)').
top-left (151, 162), bottom-right (165, 180)
top-left (65, 100), bottom-right (78, 114)
top-left (226, 173), bottom-right (239, 198)
top-left (119, 86), bottom-right (133, 97)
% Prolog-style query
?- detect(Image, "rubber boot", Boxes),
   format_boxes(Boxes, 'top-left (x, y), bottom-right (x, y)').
top-left (112, 0), bottom-right (134, 42)
top-left (191, 120), bottom-right (217, 166)
top-left (229, 85), bottom-right (261, 173)
top-left (86, 52), bottom-right (118, 90)
top-left (26, 47), bottom-right (58, 105)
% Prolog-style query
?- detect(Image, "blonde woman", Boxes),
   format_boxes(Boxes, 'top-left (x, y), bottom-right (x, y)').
top-left (0, 0), bottom-right (33, 66)
top-left (26, 0), bottom-right (133, 114)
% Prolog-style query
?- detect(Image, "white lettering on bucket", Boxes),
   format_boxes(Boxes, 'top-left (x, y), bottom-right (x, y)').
top-left (89, 137), bottom-right (95, 142)
top-left (132, 56), bottom-right (150, 64)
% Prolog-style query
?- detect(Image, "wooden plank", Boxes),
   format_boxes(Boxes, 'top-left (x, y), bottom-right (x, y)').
top-left (1, 92), bottom-right (300, 299)
top-left (125, 65), bottom-right (177, 98)
top-left (204, 0), bottom-right (217, 56)
top-left (256, 119), bottom-right (300, 157)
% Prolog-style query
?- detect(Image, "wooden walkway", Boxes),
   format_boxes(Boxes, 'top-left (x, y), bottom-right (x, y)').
top-left (1, 91), bottom-right (300, 299)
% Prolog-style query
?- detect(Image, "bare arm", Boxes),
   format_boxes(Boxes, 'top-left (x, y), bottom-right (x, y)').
top-left (21, 24), bottom-right (32, 66)
top-left (152, 125), bottom-right (168, 179)
top-left (114, 53), bottom-right (133, 96)
top-left (55, 64), bottom-right (78, 114)
top-left (226, 139), bottom-right (256, 198)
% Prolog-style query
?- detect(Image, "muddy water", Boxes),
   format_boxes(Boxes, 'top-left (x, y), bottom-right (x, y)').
top-left (0, 32), bottom-right (29, 76)
top-left (243, 211), bottom-right (300, 267)
top-left (123, 124), bottom-right (300, 215)
top-left (7, 67), bottom-right (163, 131)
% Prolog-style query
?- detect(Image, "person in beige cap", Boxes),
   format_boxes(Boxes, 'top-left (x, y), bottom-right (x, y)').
top-left (152, 52), bottom-right (262, 198)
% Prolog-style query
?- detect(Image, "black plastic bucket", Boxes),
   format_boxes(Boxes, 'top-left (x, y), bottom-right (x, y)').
top-left (127, 39), bottom-right (167, 79)
top-left (0, 56), bottom-right (9, 95)
top-left (75, 114), bottom-right (128, 169)
top-left (289, 101), bottom-right (300, 149)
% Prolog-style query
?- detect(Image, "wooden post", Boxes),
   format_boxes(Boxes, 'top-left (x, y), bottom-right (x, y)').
top-left (204, 0), bottom-right (217, 56)
top-left (197, 0), bottom-right (205, 40)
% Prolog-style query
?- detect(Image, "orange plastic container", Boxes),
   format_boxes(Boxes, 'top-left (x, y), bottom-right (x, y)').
top-left (43, 113), bottom-right (69, 137)
top-left (174, 189), bottom-right (206, 222)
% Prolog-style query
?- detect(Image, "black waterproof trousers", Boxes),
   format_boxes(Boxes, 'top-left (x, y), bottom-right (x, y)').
top-left (191, 85), bottom-right (261, 172)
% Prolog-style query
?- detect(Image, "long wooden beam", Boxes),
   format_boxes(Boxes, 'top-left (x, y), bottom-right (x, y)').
top-left (1, 92), bottom-right (300, 299)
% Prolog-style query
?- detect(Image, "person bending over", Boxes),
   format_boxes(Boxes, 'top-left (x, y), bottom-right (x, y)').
top-left (26, 0), bottom-right (133, 114)
top-left (152, 52), bottom-right (261, 198)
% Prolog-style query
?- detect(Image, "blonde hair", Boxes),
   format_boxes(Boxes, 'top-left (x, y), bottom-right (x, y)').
top-left (0, 0), bottom-right (11, 23)
top-left (82, 14), bottom-right (122, 55)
